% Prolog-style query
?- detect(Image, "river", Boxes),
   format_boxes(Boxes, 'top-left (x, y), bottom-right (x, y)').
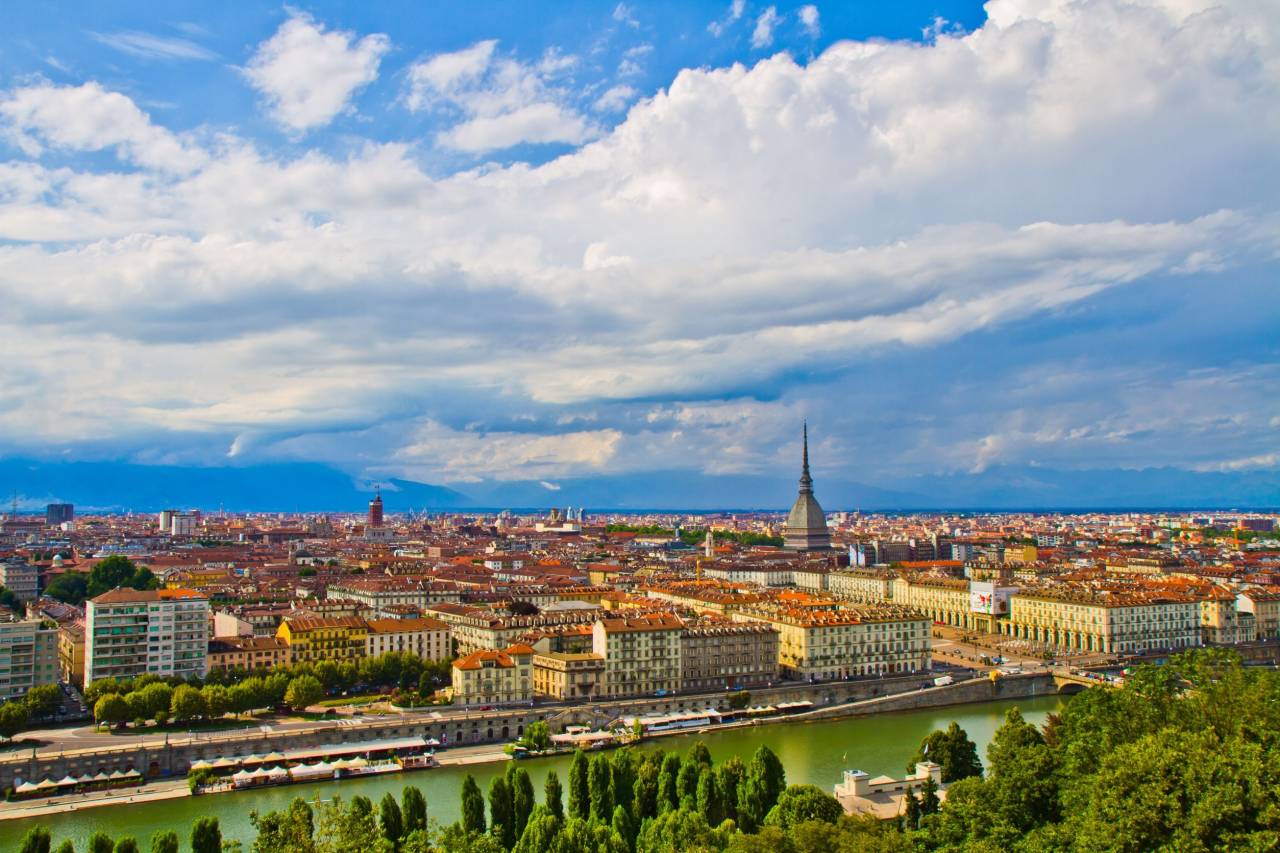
top-left (0, 695), bottom-right (1064, 848)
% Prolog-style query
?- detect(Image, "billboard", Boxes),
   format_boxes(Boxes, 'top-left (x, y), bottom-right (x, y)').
top-left (970, 581), bottom-right (1015, 615)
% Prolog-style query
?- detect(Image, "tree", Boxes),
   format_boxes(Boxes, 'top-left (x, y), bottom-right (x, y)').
top-left (55, 841), bottom-right (75, 853)
top-left (190, 817), bottom-right (222, 853)
top-left (379, 792), bottom-right (404, 848)
top-left (139, 683), bottom-right (174, 720)
top-left (716, 756), bottom-right (746, 823)
top-left (676, 763), bottom-right (700, 811)
top-left (402, 786), bottom-right (428, 836)
top-left (44, 572), bottom-right (88, 605)
top-left (543, 770), bottom-right (564, 820)
top-left (687, 742), bottom-right (712, 768)
top-left (24, 684), bottom-right (62, 719)
top-left (509, 766), bottom-right (535, 841)
top-left (696, 767), bottom-right (725, 827)
top-left (202, 684), bottom-right (230, 718)
top-left (0, 700), bottom-right (30, 738)
top-left (112, 840), bottom-right (139, 853)
top-left (738, 745), bottom-right (786, 832)
top-left (658, 753), bottom-right (681, 813)
top-left (508, 601), bottom-right (539, 616)
top-left (634, 808), bottom-right (722, 853)
top-left (521, 721), bottom-right (551, 752)
top-left (908, 721), bottom-right (983, 783)
top-left (18, 827), bottom-right (51, 853)
top-left (589, 753), bottom-right (615, 821)
top-left (88, 833), bottom-right (114, 853)
top-left (763, 785), bottom-right (843, 828)
top-left (170, 684), bottom-right (206, 722)
top-left (284, 675), bottom-right (323, 711)
top-left (632, 761), bottom-right (659, 821)
top-left (149, 830), bottom-right (179, 853)
top-left (94, 694), bottom-right (129, 729)
top-left (903, 787), bottom-right (921, 832)
top-left (86, 556), bottom-right (141, 598)
top-left (611, 804), bottom-right (636, 852)
top-left (250, 798), bottom-right (316, 853)
top-left (489, 775), bottom-right (515, 850)
top-left (919, 776), bottom-right (940, 817)
top-left (314, 796), bottom-right (379, 853)
top-left (462, 775), bottom-right (487, 834)
top-left (568, 750), bottom-right (590, 820)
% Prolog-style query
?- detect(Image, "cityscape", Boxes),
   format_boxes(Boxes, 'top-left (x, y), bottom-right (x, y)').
top-left (2, 0), bottom-right (1279, 851)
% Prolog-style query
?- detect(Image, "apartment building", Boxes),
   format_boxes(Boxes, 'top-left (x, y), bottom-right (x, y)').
top-left (679, 620), bottom-right (779, 692)
top-left (207, 636), bottom-right (292, 672)
top-left (85, 589), bottom-right (209, 685)
top-left (828, 570), bottom-right (894, 604)
top-left (0, 560), bottom-right (40, 603)
top-left (592, 613), bottom-right (682, 698)
top-left (365, 617), bottom-right (451, 661)
top-left (452, 644), bottom-right (534, 705)
top-left (426, 606), bottom-right (598, 656)
top-left (1200, 588), bottom-right (1253, 645)
top-left (735, 603), bottom-right (931, 680)
top-left (1237, 589), bottom-right (1280, 640)
top-left (891, 576), bottom-right (985, 630)
top-left (531, 651), bottom-right (606, 700)
top-left (0, 616), bottom-right (58, 700)
top-left (276, 615), bottom-right (368, 664)
top-left (58, 622), bottom-right (85, 686)
top-left (1002, 589), bottom-right (1201, 654)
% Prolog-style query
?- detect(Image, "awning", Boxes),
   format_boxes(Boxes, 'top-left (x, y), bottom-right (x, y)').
top-left (14, 781), bottom-right (37, 793)
top-left (56, 776), bottom-right (79, 787)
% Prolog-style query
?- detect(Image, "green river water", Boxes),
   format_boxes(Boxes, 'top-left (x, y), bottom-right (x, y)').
top-left (0, 695), bottom-right (1063, 848)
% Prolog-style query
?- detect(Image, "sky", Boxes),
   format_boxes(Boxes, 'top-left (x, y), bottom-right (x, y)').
top-left (1, 0), bottom-right (1279, 503)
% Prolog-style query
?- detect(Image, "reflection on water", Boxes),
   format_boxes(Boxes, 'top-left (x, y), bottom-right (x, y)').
top-left (0, 695), bottom-right (1063, 848)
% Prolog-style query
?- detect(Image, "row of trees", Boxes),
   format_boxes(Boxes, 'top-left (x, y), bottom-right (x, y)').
top-left (86, 650), bottom-right (453, 708)
top-left (85, 650), bottom-right (456, 730)
top-left (0, 684), bottom-right (64, 738)
top-left (17, 816), bottom-right (221, 853)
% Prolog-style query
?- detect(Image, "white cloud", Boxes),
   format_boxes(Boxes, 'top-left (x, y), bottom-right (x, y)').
top-left (752, 7), bottom-right (782, 48)
top-left (799, 5), bottom-right (820, 37)
top-left (612, 4), bottom-right (640, 29)
top-left (594, 84), bottom-right (638, 112)
top-left (2, 0), bottom-right (1279, 481)
top-left (243, 11), bottom-right (389, 133)
top-left (0, 81), bottom-right (205, 173)
top-left (90, 30), bottom-right (217, 61)
top-left (709, 0), bottom-right (747, 37)
top-left (406, 40), bottom-right (595, 152)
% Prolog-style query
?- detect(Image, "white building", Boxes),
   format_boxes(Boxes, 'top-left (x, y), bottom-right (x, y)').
top-left (0, 560), bottom-right (39, 603)
top-left (0, 616), bottom-right (59, 700)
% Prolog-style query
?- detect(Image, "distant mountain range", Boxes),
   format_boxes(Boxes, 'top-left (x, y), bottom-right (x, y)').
top-left (0, 458), bottom-right (1276, 513)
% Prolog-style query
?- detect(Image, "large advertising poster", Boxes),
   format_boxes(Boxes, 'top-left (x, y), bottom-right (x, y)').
top-left (970, 581), bottom-right (1014, 614)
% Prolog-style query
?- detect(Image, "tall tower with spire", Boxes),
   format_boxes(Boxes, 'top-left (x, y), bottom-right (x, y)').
top-left (368, 489), bottom-right (384, 529)
top-left (782, 422), bottom-right (832, 551)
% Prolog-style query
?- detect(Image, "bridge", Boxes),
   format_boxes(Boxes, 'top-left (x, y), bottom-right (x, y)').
top-left (1048, 668), bottom-right (1114, 693)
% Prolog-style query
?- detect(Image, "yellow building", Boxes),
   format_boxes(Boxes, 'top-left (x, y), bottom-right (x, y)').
top-left (891, 576), bottom-right (987, 630)
top-left (452, 644), bottom-right (533, 705)
top-left (58, 622), bottom-right (85, 687)
top-left (1237, 589), bottom-right (1280, 640)
top-left (276, 615), bottom-right (369, 664)
top-left (364, 617), bottom-right (452, 661)
top-left (207, 636), bottom-right (292, 672)
top-left (1002, 589), bottom-right (1201, 654)
top-left (532, 651), bottom-right (605, 700)
top-left (735, 604), bottom-right (930, 680)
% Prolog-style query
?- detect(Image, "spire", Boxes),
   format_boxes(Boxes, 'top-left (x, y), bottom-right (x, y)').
top-left (799, 421), bottom-right (813, 494)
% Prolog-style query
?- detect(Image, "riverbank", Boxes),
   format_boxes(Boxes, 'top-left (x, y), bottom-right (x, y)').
top-left (0, 693), bottom-right (1067, 848)
top-left (0, 672), bottom-right (1058, 821)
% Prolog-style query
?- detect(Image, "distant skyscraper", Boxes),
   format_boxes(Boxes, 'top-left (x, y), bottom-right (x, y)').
top-left (782, 423), bottom-right (832, 552)
top-left (368, 490), bottom-right (384, 528)
top-left (45, 503), bottom-right (74, 525)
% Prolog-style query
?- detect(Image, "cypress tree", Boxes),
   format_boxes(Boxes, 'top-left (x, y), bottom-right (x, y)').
top-left (658, 753), bottom-right (682, 812)
top-left (489, 775), bottom-right (515, 850)
top-left (589, 753), bottom-right (615, 821)
top-left (568, 749), bottom-right (590, 820)
top-left (544, 769), bottom-right (564, 820)
top-left (402, 786), bottom-right (428, 836)
top-left (379, 791), bottom-right (404, 847)
top-left (462, 775), bottom-right (487, 834)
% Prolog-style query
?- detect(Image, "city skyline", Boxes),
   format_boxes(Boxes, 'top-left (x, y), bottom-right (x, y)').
top-left (2, 0), bottom-right (1279, 507)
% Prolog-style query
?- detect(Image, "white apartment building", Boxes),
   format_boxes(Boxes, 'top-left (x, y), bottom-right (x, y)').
top-left (0, 560), bottom-right (40, 603)
top-left (365, 617), bottom-right (452, 660)
top-left (85, 589), bottom-right (209, 685)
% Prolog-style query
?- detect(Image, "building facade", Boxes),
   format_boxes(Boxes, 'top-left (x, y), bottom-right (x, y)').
top-left (452, 644), bottom-right (533, 705)
top-left (84, 589), bottom-right (209, 684)
top-left (0, 617), bottom-right (58, 700)
top-left (365, 617), bottom-right (451, 661)
top-left (678, 620), bottom-right (780, 692)
top-left (592, 613), bottom-right (682, 698)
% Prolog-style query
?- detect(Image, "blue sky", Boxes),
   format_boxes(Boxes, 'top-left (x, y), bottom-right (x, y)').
top-left (0, 0), bottom-right (1278, 501)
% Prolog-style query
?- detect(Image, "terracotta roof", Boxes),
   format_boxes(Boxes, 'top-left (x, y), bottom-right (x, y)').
top-left (91, 588), bottom-right (207, 605)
